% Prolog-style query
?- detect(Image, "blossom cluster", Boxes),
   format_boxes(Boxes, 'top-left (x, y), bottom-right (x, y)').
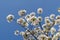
top-left (6, 8), bottom-right (60, 40)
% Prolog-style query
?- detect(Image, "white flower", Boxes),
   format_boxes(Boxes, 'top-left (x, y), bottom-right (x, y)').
top-left (52, 35), bottom-right (58, 40)
top-left (17, 18), bottom-right (29, 27)
top-left (25, 15), bottom-right (31, 19)
top-left (45, 17), bottom-right (50, 23)
top-left (37, 34), bottom-right (47, 40)
top-left (50, 14), bottom-right (55, 20)
top-left (14, 30), bottom-right (19, 36)
top-left (25, 32), bottom-right (30, 35)
top-left (45, 16), bottom-right (53, 26)
top-left (42, 24), bottom-right (51, 33)
top-left (55, 19), bottom-right (60, 25)
top-left (58, 8), bottom-right (60, 13)
top-left (56, 15), bottom-right (60, 19)
top-left (50, 27), bottom-right (56, 34)
top-left (17, 18), bottom-right (25, 24)
top-left (34, 27), bottom-right (40, 30)
top-left (22, 21), bottom-right (29, 27)
top-left (6, 14), bottom-right (14, 23)
top-left (37, 8), bottom-right (43, 14)
top-left (30, 16), bottom-right (37, 22)
top-left (31, 20), bottom-right (39, 26)
top-left (56, 32), bottom-right (60, 37)
top-left (37, 16), bottom-right (42, 22)
top-left (46, 37), bottom-right (51, 40)
top-left (51, 20), bottom-right (55, 26)
top-left (30, 12), bottom-right (35, 17)
top-left (42, 24), bottom-right (47, 29)
top-left (52, 32), bottom-right (60, 40)
top-left (18, 10), bottom-right (26, 16)
top-left (20, 31), bottom-right (30, 39)
top-left (23, 33), bottom-right (29, 39)
top-left (42, 24), bottom-right (49, 32)
top-left (34, 27), bottom-right (41, 33)
top-left (25, 15), bottom-right (31, 22)
top-left (20, 31), bottom-right (25, 36)
top-left (46, 22), bottom-right (53, 27)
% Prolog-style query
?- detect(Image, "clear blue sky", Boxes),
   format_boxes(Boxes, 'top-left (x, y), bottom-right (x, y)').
top-left (0, 0), bottom-right (60, 40)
